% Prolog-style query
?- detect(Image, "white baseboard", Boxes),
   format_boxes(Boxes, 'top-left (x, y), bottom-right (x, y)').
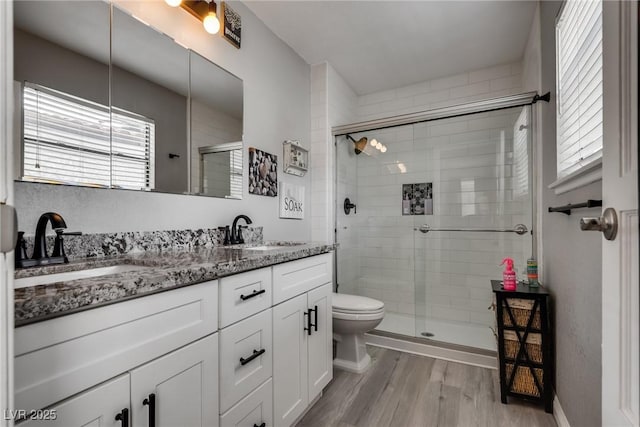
top-left (553, 394), bottom-right (571, 427)
top-left (365, 332), bottom-right (497, 370)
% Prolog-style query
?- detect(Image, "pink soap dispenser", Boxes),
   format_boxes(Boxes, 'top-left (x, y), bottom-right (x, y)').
top-left (501, 257), bottom-right (517, 291)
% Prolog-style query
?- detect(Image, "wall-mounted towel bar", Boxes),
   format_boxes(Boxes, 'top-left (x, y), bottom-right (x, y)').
top-left (416, 224), bottom-right (528, 235)
top-left (548, 199), bottom-right (602, 215)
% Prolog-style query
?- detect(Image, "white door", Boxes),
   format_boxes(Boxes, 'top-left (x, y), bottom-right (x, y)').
top-left (20, 374), bottom-right (130, 427)
top-left (130, 334), bottom-right (219, 427)
top-left (0, 2), bottom-right (14, 426)
top-left (306, 284), bottom-right (332, 402)
top-left (272, 294), bottom-right (308, 427)
top-left (601, 1), bottom-right (639, 426)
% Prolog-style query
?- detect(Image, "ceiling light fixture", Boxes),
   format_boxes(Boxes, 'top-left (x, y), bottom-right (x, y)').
top-left (177, 0), bottom-right (220, 35)
top-left (165, 0), bottom-right (182, 7)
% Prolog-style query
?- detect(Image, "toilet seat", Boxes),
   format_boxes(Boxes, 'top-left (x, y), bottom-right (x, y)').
top-left (332, 293), bottom-right (385, 321)
top-left (332, 293), bottom-right (384, 312)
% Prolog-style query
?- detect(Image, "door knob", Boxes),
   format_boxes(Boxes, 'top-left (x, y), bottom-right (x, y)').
top-left (580, 207), bottom-right (618, 241)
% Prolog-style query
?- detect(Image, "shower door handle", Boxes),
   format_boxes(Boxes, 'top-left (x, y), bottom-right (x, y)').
top-left (418, 225), bottom-right (430, 233)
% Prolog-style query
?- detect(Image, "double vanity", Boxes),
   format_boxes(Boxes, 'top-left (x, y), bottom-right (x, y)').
top-left (13, 236), bottom-right (334, 427)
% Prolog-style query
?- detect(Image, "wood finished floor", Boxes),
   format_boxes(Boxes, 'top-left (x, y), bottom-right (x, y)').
top-left (297, 347), bottom-right (556, 427)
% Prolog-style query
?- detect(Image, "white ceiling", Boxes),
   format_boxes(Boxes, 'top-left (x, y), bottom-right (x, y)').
top-left (245, 1), bottom-right (537, 95)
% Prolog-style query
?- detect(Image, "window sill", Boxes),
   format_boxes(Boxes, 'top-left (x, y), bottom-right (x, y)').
top-left (548, 158), bottom-right (602, 195)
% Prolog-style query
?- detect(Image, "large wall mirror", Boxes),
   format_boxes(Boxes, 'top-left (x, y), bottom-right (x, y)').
top-left (13, 1), bottom-right (244, 199)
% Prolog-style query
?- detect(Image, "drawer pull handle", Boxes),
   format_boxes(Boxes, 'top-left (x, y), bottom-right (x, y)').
top-left (115, 408), bottom-right (129, 427)
top-left (143, 393), bottom-right (156, 427)
top-left (240, 289), bottom-right (266, 301)
top-left (254, 423), bottom-right (266, 427)
top-left (240, 348), bottom-right (266, 366)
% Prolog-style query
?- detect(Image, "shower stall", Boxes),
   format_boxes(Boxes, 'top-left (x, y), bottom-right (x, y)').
top-left (334, 94), bottom-right (536, 352)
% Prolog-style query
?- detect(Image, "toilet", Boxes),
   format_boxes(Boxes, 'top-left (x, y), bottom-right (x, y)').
top-left (332, 293), bottom-right (385, 374)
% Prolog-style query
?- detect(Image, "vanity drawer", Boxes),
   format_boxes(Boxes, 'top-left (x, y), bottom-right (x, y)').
top-left (220, 378), bottom-right (273, 427)
top-left (272, 253), bottom-right (333, 304)
top-left (220, 267), bottom-right (272, 328)
top-left (15, 280), bottom-right (218, 412)
top-left (219, 309), bottom-right (273, 412)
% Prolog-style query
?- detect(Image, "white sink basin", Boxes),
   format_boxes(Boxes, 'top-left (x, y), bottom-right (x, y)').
top-left (14, 264), bottom-right (151, 289)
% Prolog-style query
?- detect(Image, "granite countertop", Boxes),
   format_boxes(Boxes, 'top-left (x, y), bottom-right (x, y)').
top-left (14, 242), bottom-right (336, 326)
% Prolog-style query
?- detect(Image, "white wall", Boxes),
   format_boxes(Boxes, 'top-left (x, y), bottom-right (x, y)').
top-left (355, 61), bottom-right (523, 123)
top-left (310, 62), bottom-right (358, 244)
top-left (14, 0), bottom-right (311, 241)
top-left (538, 2), bottom-right (602, 425)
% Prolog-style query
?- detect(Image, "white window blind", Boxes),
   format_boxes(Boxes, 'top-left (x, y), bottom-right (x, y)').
top-left (22, 83), bottom-right (155, 190)
top-left (229, 148), bottom-right (243, 199)
top-left (555, 0), bottom-right (602, 179)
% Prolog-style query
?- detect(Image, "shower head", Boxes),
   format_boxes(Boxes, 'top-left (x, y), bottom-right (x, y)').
top-left (346, 134), bottom-right (368, 155)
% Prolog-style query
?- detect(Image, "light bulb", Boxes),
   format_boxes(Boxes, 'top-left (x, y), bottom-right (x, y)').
top-left (203, 12), bottom-right (220, 34)
top-left (165, 0), bottom-right (182, 7)
top-left (376, 142), bottom-right (382, 150)
top-left (381, 145), bottom-right (387, 153)
top-left (370, 138), bottom-right (377, 147)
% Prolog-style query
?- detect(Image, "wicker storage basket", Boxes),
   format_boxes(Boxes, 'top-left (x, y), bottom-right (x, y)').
top-left (505, 363), bottom-right (543, 397)
top-left (502, 298), bottom-right (541, 329)
top-left (503, 331), bottom-right (543, 363)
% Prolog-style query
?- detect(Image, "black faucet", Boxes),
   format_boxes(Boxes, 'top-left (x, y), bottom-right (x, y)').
top-left (230, 215), bottom-right (252, 244)
top-left (16, 212), bottom-right (82, 268)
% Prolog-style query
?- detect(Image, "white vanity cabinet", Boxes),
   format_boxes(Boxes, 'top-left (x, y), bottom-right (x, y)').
top-left (14, 252), bottom-right (334, 427)
top-left (14, 279), bottom-right (219, 427)
top-left (272, 254), bottom-right (333, 427)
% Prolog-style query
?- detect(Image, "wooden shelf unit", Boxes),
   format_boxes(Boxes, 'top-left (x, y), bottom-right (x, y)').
top-left (491, 280), bottom-right (553, 414)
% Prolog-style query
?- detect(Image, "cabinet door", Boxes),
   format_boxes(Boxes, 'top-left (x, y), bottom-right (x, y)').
top-left (272, 294), bottom-right (308, 427)
top-left (307, 283), bottom-right (332, 401)
top-left (20, 374), bottom-right (129, 427)
top-left (130, 334), bottom-right (218, 427)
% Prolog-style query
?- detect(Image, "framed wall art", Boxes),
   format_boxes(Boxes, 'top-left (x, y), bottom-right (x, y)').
top-left (221, 1), bottom-right (241, 49)
top-left (248, 147), bottom-right (277, 197)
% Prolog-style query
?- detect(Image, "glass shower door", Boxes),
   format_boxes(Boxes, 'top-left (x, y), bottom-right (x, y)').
top-left (412, 106), bottom-right (533, 351)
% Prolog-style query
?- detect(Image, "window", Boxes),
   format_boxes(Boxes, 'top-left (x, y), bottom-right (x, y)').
top-left (554, 0), bottom-right (603, 189)
top-left (22, 83), bottom-right (155, 190)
